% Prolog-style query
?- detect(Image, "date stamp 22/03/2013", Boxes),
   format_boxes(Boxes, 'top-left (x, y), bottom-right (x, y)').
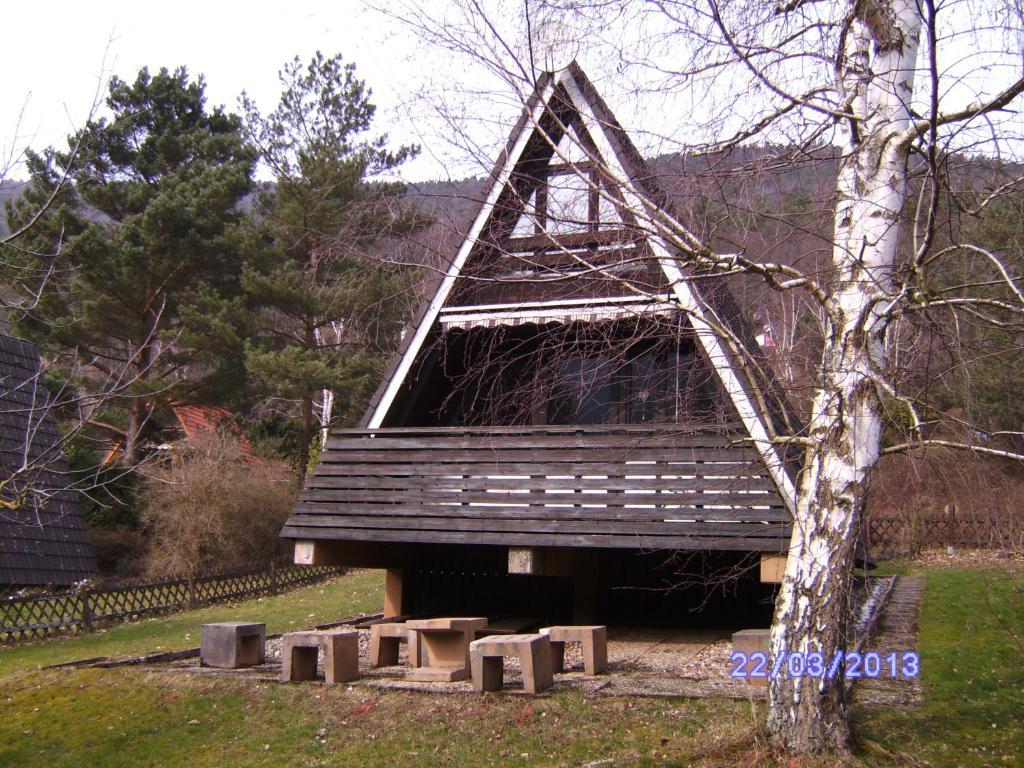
top-left (729, 650), bottom-right (920, 680)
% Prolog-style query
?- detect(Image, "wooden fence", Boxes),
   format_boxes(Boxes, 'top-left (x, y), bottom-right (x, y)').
top-left (867, 504), bottom-right (1024, 557)
top-left (0, 561), bottom-right (345, 646)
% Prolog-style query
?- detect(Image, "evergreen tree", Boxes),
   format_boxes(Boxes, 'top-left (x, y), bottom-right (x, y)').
top-left (4, 66), bottom-right (256, 465)
top-left (241, 52), bottom-right (424, 477)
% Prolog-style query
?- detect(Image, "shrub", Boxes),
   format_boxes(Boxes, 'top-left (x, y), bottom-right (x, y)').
top-left (139, 431), bottom-right (296, 578)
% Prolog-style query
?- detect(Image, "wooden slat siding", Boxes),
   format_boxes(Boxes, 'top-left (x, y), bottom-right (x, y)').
top-left (283, 425), bottom-right (792, 552)
top-left (281, 526), bottom-right (788, 552)
top-left (312, 449), bottom-right (756, 464)
top-left (306, 474), bottom-right (776, 493)
top-left (285, 515), bottom-right (789, 538)
top-left (333, 424), bottom-right (742, 436)
top-left (299, 490), bottom-right (780, 510)
top-left (309, 462), bottom-right (761, 481)
top-left (293, 503), bottom-right (789, 524)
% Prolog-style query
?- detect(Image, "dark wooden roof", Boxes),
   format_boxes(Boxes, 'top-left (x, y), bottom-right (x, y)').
top-left (359, 64), bottom-right (801, 451)
top-left (283, 426), bottom-right (790, 552)
top-left (0, 335), bottom-right (96, 586)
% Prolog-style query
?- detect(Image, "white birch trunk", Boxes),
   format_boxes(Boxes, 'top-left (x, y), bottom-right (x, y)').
top-left (313, 321), bottom-right (342, 448)
top-left (767, 0), bottom-right (922, 752)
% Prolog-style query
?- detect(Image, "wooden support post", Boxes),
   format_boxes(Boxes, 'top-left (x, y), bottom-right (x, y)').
top-left (507, 547), bottom-right (599, 622)
top-left (572, 565), bottom-right (598, 624)
top-left (384, 569), bottom-right (404, 618)
top-left (945, 502), bottom-right (958, 549)
top-left (81, 589), bottom-right (94, 634)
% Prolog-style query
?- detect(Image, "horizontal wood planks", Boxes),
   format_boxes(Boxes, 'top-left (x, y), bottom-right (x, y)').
top-left (284, 426), bottom-right (792, 552)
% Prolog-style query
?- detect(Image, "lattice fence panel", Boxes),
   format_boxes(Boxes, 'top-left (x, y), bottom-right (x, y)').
top-left (1, 562), bottom-right (345, 645)
top-left (868, 513), bottom-right (1024, 556)
top-left (0, 592), bottom-right (85, 643)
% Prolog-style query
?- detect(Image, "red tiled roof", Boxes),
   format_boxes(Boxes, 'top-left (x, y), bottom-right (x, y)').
top-left (172, 404), bottom-right (254, 457)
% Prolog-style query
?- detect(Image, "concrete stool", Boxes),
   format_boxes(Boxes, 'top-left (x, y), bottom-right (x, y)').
top-left (281, 629), bottom-right (360, 684)
top-left (731, 628), bottom-right (771, 688)
top-left (405, 617), bottom-right (488, 683)
top-left (200, 622), bottom-right (265, 669)
top-left (470, 633), bottom-right (554, 694)
top-left (369, 622), bottom-right (420, 667)
top-left (539, 625), bottom-right (608, 675)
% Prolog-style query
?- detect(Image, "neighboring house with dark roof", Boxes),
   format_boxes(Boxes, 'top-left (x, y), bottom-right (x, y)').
top-left (0, 334), bottom-right (96, 587)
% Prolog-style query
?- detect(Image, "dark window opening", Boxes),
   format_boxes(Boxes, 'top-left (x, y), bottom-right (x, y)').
top-left (394, 318), bottom-right (724, 428)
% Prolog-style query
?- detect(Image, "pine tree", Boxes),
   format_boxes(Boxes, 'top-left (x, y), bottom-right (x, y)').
top-left (5, 66), bottom-right (256, 465)
top-left (241, 52), bottom-right (424, 477)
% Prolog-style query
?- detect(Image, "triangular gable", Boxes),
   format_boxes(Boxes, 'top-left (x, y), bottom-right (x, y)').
top-left (361, 63), bottom-right (798, 514)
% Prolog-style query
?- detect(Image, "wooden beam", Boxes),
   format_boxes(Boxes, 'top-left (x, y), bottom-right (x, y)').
top-left (292, 539), bottom-right (410, 569)
top-left (508, 547), bottom-right (543, 574)
top-left (503, 228), bottom-right (640, 252)
top-left (760, 553), bottom-right (787, 583)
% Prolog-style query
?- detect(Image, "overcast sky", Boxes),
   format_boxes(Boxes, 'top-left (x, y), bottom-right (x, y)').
top-left (1, 0), bottom-right (475, 182)
top-left (3, 1), bottom-right (1021, 186)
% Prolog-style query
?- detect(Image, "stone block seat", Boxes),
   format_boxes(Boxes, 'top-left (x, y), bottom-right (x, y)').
top-left (369, 622), bottom-right (421, 668)
top-left (280, 629), bottom-right (360, 684)
top-left (200, 622), bottom-right (266, 669)
top-left (539, 625), bottom-right (608, 675)
top-left (470, 633), bottom-right (554, 694)
top-left (404, 617), bottom-right (488, 683)
top-left (731, 628), bottom-right (771, 688)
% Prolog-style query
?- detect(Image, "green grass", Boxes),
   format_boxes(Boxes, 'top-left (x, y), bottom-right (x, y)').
top-left (856, 567), bottom-right (1024, 767)
top-left (1, 566), bottom-right (1022, 767)
top-left (0, 670), bottom-right (758, 768)
top-left (0, 569), bottom-right (383, 678)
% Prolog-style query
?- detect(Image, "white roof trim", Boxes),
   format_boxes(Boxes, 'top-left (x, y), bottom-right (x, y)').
top-left (439, 294), bottom-right (673, 313)
top-left (365, 78), bottom-right (558, 428)
top-left (439, 300), bottom-right (678, 329)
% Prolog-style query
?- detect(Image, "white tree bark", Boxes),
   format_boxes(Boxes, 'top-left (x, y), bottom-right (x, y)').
top-left (767, 0), bottom-right (922, 752)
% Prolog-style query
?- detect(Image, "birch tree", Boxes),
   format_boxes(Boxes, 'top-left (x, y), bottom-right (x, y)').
top-left (385, 0), bottom-right (1024, 753)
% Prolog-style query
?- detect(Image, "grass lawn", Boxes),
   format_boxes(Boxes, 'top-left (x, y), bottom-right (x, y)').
top-left (0, 569), bottom-right (383, 678)
top-left (855, 566), bottom-right (1024, 767)
top-left (1, 565), bottom-right (1021, 767)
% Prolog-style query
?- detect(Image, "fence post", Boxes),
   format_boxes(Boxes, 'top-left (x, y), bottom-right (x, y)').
top-left (81, 589), bottom-right (94, 634)
top-left (945, 502), bottom-right (958, 549)
top-left (187, 573), bottom-right (196, 610)
top-left (270, 560), bottom-right (279, 596)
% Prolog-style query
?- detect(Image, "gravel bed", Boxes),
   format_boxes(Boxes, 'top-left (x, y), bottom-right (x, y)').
top-left (148, 575), bottom-right (914, 703)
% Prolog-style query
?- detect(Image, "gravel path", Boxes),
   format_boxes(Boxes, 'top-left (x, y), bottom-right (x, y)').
top-left (143, 576), bottom-right (919, 705)
top-left (852, 576), bottom-right (925, 707)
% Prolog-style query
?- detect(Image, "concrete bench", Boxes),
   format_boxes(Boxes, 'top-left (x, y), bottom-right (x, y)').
top-left (405, 617), bottom-right (488, 683)
top-left (369, 622), bottom-right (421, 667)
top-left (470, 633), bottom-right (554, 694)
top-left (280, 629), bottom-right (359, 684)
top-left (539, 625), bottom-right (608, 675)
top-left (200, 622), bottom-right (265, 669)
top-left (731, 628), bottom-right (771, 688)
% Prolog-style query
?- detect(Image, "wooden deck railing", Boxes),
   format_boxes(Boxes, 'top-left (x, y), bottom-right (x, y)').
top-left (283, 425), bottom-right (791, 552)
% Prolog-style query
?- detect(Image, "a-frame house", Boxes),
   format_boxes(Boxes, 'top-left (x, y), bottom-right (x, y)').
top-left (281, 63), bottom-right (799, 626)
